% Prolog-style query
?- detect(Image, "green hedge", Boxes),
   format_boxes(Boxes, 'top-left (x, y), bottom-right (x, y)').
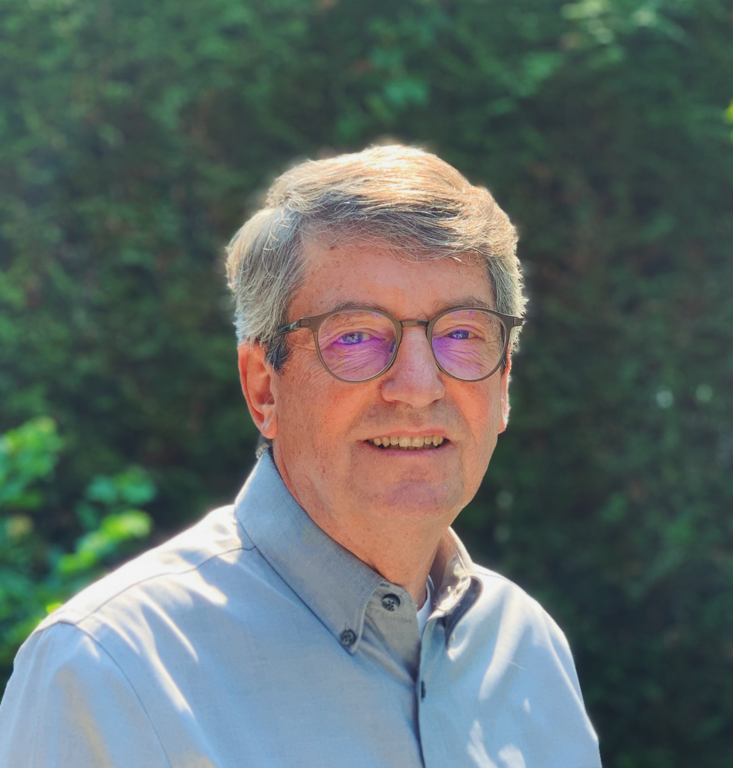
top-left (2, 0), bottom-right (732, 764)
top-left (0, 418), bottom-right (154, 673)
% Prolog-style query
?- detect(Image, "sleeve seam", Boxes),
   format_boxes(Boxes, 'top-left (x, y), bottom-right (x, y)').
top-left (60, 624), bottom-right (174, 768)
top-left (47, 545), bottom-right (248, 630)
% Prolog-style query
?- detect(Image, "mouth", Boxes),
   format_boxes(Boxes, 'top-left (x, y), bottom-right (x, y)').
top-left (365, 435), bottom-right (447, 451)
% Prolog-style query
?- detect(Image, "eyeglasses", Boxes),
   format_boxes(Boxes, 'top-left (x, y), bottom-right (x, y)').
top-left (276, 306), bottom-right (524, 383)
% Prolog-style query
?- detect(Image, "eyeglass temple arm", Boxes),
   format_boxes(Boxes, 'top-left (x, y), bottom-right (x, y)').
top-left (276, 318), bottom-right (312, 335)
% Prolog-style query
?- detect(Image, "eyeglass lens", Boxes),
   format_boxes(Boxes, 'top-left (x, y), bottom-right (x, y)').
top-left (317, 309), bottom-right (505, 382)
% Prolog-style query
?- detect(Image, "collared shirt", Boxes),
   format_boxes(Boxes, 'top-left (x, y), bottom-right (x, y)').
top-left (0, 453), bottom-right (602, 767)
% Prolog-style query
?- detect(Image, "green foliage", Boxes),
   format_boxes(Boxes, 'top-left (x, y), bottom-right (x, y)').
top-left (1, 0), bottom-right (732, 764)
top-left (0, 419), bottom-right (153, 683)
top-left (0, 417), bottom-right (63, 510)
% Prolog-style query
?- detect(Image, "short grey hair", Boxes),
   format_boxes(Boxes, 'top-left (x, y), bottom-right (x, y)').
top-left (226, 145), bottom-right (526, 371)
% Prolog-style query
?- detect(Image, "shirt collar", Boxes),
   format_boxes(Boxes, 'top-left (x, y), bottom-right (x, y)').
top-left (234, 451), bottom-right (479, 652)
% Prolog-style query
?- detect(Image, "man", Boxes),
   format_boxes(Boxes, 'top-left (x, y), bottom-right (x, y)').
top-left (0, 145), bottom-right (602, 766)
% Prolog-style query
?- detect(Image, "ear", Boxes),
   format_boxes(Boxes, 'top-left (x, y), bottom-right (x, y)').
top-left (498, 355), bottom-right (512, 434)
top-left (237, 344), bottom-right (278, 440)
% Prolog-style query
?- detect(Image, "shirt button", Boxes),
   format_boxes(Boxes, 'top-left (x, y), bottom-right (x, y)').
top-left (340, 629), bottom-right (357, 647)
top-left (381, 594), bottom-right (401, 612)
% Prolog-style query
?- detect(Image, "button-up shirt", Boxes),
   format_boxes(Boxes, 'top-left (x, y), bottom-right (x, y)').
top-left (0, 453), bottom-right (602, 767)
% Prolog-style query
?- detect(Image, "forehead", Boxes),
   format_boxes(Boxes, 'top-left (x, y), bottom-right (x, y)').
top-left (292, 236), bottom-right (494, 319)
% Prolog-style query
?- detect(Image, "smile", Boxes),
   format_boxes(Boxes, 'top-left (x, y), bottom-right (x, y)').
top-left (367, 436), bottom-right (446, 450)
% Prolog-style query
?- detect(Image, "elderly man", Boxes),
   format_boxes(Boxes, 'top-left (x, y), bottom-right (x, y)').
top-left (0, 146), bottom-right (601, 767)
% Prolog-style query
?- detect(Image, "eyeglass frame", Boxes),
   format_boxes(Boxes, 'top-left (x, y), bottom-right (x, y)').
top-left (275, 305), bottom-right (525, 383)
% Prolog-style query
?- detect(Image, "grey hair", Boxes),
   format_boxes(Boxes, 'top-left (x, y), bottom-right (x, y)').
top-left (226, 145), bottom-right (526, 371)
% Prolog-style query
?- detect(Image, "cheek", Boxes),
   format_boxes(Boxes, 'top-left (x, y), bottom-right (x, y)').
top-left (463, 392), bottom-right (504, 462)
top-left (274, 355), bottom-right (365, 449)
top-left (454, 380), bottom-right (501, 428)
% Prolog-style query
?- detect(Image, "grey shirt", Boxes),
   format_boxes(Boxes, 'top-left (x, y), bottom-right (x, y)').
top-left (0, 453), bottom-right (602, 767)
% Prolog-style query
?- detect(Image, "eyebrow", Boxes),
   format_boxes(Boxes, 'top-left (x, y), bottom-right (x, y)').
top-left (325, 296), bottom-right (495, 316)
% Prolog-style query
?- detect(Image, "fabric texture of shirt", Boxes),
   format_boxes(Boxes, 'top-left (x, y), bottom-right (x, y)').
top-left (0, 452), bottom-right (602, 767)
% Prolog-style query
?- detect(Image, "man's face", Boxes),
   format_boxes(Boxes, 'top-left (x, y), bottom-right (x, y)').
top-left (257, 237), bottom-right (510, 532)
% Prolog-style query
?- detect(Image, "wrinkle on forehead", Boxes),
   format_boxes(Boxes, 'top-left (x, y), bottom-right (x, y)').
top-left (303, 228), bottom-right (484, 267)
top-left (298, 234), bottom-right (493, 312)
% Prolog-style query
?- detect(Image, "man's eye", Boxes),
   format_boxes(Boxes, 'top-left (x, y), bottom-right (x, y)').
top-left (338, 331), bottom-right (368, 344)
top-left (447, 329), bottom-right (471, 340)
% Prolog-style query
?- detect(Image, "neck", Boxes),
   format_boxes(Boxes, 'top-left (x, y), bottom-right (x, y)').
top-left (273, 451), bottom-right (449, 609)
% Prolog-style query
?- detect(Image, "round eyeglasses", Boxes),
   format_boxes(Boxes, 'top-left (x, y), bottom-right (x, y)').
top-left (276, 306), bottom-right (524, 383)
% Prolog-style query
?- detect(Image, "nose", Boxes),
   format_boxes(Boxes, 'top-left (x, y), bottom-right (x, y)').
top-left (380, 326), bottom-right (445, 407)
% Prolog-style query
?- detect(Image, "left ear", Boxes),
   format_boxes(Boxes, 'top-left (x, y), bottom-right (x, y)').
top-left (498, 356), bottom-right (512, 433)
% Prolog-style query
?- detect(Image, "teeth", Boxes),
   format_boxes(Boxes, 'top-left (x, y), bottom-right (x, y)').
top-left (369, 435), bottom-right (445, 449)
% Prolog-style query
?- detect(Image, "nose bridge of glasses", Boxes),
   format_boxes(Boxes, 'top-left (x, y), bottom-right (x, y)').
top-left (392, 319), bottom-right (437, 375)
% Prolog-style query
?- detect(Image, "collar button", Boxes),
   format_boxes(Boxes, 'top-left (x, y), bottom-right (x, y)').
top-left (340, 629), bottom-right (357, 647)
top-left (381, 594), bottom-right (401, 612)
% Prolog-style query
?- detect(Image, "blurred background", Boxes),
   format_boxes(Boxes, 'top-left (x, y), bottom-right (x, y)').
top-left (1, 0), bottom-right (732, 764)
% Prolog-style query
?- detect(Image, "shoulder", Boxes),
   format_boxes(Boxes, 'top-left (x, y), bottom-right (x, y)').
top-left (7, 621), bottom-right (127, 700)
top-left (34, 503), bottom-right (254, 645)
top-left (2, 505), bottom-right (257, 742)
top-left (0, 506), bottom-right (260, 765)
top-left (469, 564), bottom-right (577, 662)
top-left (473, 564), bottom-right (566, 623)
top-left (0, 622), bottom-right (172, 766)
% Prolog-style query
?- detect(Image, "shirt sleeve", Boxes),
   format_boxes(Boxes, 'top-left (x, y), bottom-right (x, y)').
top-left (0, 622), bottom-right (171, 768)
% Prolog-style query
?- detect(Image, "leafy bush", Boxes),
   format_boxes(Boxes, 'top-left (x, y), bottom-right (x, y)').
top-left (0, 418), bottom-right (154, 684)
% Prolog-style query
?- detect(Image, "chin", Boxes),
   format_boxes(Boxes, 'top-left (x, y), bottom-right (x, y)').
top-left (374, 481), bottom-right (461, 521)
